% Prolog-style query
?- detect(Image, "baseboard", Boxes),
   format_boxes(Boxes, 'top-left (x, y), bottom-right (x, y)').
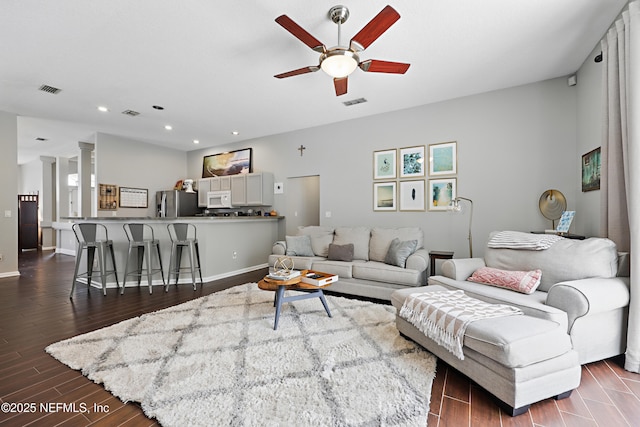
top-left (0, 271), bottom-right (20, 278)
top-left (84, 263), bottom-right (269, 289)
top-left (56, 248), bottom-right (76, 256)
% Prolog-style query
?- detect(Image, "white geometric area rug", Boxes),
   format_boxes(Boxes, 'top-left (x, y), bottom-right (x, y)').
top-left (46, 283), bottom-right (436, 426)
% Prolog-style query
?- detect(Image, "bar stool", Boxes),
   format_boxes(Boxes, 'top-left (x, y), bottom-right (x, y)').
top-left (166, 223), bottom-right (203, 291)
top-left (70, 223), bottom-right (119, 298)
top-left (122, 223), bottom-right (165, 294)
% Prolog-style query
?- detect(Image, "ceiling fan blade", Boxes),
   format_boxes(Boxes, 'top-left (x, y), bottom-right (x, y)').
top-left (274, 66), bottom-right (320, 79)
top-left (275, 15), bottom-right (326, 53)
top-left (334, 77), bottom-right (348, 96)
top-left (349, 5), bottom-right (400, 52)
top-left (359, 59), bottom-right (410, 74)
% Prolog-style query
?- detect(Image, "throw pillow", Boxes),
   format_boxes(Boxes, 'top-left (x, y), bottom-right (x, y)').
top-left (285, 235), bottom-right (315, 257)
top-left (384, 238), bottom-right (418, 268)
top-left (467, 267), bottom-right (542, 294)
top-left (327, 243), bottom-right (354, 262)
top-left (297, 226), bottom-right (335, 257)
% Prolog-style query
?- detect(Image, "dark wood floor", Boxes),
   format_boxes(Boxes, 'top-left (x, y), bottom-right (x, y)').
top-left (1, 251), bottom-right (639, 426)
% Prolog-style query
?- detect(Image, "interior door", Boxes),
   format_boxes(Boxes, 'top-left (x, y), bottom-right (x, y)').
top-left (285, 175), bottom-right (320, 235)
top-left (18, 194), bottom-right (39, 251)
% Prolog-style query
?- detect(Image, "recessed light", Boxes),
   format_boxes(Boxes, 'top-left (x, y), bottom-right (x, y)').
top-left (97, 106), bottom-right (109, 112)
top-left (164, 125), bottom-right (173, 131)
top-left (231, 131), bottom-right (239, 135)
top-left (152, 105), bottom-right (165, 110)
top-left (193, 139), bottom-right (200, 144)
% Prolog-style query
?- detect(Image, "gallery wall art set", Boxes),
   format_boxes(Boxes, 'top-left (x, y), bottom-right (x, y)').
top-left (373, 142), bottom-right (458, 212)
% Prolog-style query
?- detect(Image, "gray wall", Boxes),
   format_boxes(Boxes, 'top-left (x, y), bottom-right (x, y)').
top-left (0, 110), bottom-right (19, 276)
top-left (187, 77), bottom-right (580, 258)
top-left (94, 132), bottom-right (189, 217)
top-left (575, 44), bottom-right (605, 237)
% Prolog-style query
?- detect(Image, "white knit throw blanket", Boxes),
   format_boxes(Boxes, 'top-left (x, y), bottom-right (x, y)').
top-left (399, 290), bottom-right (523, 360)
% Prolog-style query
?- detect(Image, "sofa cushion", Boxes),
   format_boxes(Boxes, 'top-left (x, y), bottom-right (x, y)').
top-left (369, 227), bottom-right (424, 262)
top-left (467, 267), bottom-right (542, 295)
top-left (333, 227), bottom-right (371, 261)
top-left (391, 286), bottom-right (573, 368)
top-left (384, 238), bottom-right (418, 268)
top-left (484, 234), bottom-right (619, 292)
top-left (463, 315), bottom-right (573, 368)
top-left (327, 243), bottom-right (354, 262)
top-left (297, 226), bottom-right (335, 257)
top-left (311, 260), bottom-right (356, 279)
top-left (353, 261), bottom-right (422, 286)
top-left (285, 235), bottom-right (314, 257)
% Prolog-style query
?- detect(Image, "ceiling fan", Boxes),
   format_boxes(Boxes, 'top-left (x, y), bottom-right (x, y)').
top-left (274, 5), bottom-right (410, 96)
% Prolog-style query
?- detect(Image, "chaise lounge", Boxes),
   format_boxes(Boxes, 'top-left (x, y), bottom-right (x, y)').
top-left (391, 231), bottom-right (631, 415)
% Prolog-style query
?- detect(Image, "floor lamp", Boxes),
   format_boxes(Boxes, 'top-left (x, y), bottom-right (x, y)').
top-left (450, 197), bottom-right (473, 258)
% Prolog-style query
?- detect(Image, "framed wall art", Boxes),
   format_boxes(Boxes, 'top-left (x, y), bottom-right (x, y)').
top-left (373, 182), bottom-right (397, 211)
top-left (428, 178), bottom-right (457, 211)
top-left (399, 146), bottom-right (425, 178)
top-left (373, 149), bottom-right (397, 179)
top-left (202, 148), bottom-right (252, 178)
top-left (429, 141), bottom-right (457, 176)
top-left (399, 180), bottom-right (425, 211)
top-left (581, 147), bottom-right (601, 192)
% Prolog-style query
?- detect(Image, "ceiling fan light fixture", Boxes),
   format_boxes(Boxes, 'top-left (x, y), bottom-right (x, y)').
top-left (320, 49), bottom-right (358, 78)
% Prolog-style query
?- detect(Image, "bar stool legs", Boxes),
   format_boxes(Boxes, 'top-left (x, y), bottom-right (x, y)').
top-left (122, 223), bottom-right (165, 294)
top-left (70, 223), bottom-right (119, 298)
top-left (166, 223), bottom-right (203, 291)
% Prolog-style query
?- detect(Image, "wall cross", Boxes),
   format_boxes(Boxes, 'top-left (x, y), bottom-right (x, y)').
top-left (298, 145), bottom-right (306, 156)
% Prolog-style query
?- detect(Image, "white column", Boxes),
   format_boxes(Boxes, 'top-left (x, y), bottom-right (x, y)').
top-left (78, 142), bottom-right (94, 217)
top-left (39, 156), bottom-right (56, 249)
top-left (56, 157), bottom-right (69, 220)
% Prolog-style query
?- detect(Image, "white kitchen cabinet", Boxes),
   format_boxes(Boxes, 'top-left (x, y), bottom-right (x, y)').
top-left (230, 175), bottom-right (246, 206)
top-left (197, 178), bottom-right (211, 207)
top-left (230, 172), bottom-right (274, 207)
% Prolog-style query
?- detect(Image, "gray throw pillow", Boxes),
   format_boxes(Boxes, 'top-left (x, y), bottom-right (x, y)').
top-left (327, 243), bottom-right (354, 262)
top-left (384, 238), bottom-right (418, 268)
top-left (285, 235), bottom-right (315, 257)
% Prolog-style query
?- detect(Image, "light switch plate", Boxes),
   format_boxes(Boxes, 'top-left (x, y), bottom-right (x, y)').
top-left (274, 182), bottom-right (284, 194)
top-left (4, 210), bottom-right (11, 218)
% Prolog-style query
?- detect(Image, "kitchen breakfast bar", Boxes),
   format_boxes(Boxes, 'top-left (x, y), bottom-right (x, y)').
top-left (53, 216), bottom-right (284, 291)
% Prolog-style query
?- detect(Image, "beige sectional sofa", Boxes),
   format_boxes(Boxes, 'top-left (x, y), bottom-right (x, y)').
top-left (427, 233), bottom-right (630, 364)
top-left (268, 226), bottom-right (429, 301)
top-left (391, 231), bottom-right (630, 415)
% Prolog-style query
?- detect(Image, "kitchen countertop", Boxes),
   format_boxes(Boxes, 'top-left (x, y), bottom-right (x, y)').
top-left (60, 216), bottom-right (284, 221)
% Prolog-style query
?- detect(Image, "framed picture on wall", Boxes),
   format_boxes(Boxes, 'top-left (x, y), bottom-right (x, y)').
top-left (429, 141), bottom-right (457, 176)
top-left (202, 148), bottom-right (252, 178)
top-left (399, 180), bottom-right (425, 211)
top-left (373, 149), bottom-right (397, 179)
top-left (428, 178), bottom-right (457, 211)
top-left (581, 147), bottom-right (601, 192)
top-left (399, 146), bottom-right (425, 178)
top-left (373, 182), bottom-right (397, 211)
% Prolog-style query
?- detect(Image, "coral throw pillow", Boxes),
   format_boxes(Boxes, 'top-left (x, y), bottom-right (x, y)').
top-left (467, 267), bottom-right (542, 294)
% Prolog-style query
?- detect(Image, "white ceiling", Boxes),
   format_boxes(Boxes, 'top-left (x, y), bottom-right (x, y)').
top-left (0, 0), bottom-right (626, 165)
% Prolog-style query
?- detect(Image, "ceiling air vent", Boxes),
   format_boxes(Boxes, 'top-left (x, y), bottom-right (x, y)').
top-left (38, 84), bottom-right (61, 94)
top-left (35, 137), bottom-right (48, 142)
top-left (343, 97), bottom-right (367, 106)
top-left (121, 109), bottom-right (140, 117)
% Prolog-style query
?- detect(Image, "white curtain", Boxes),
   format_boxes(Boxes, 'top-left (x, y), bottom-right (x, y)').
top-left (601, 1), bottom-right (640, 373)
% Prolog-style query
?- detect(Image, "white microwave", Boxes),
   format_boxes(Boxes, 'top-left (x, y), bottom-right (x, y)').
top-left (207, 190), bottom-right (232, 208)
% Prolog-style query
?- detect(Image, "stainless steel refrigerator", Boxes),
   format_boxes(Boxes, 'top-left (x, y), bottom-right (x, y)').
top-left (156, 190), bottom-right (199, 217)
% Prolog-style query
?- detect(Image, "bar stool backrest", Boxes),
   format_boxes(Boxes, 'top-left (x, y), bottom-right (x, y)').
top-left (167, 223), bottom-right (196, 243)
top-left (124, 223), bottom-right (155, 243)
top-left (73, 223), bottom-right (109, 245)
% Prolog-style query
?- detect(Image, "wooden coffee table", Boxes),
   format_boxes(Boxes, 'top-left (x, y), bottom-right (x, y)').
top-left (258, 273), bottom-right (333, 330)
